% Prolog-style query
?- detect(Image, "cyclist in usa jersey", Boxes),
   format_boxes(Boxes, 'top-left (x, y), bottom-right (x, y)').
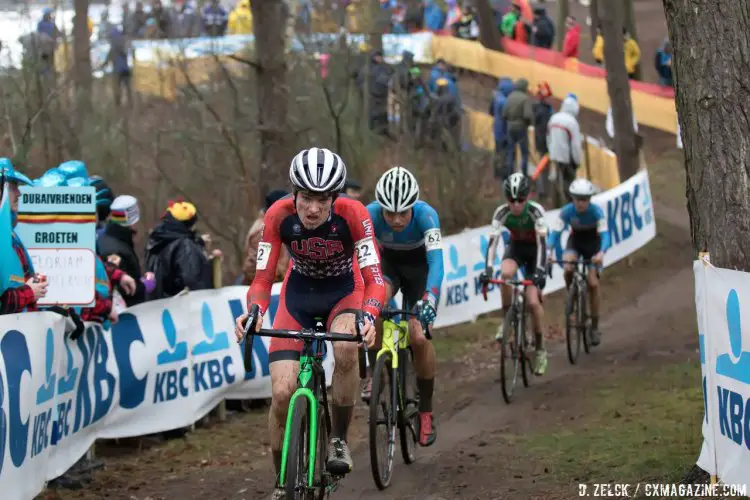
top-left (363, 166), bottom-right (443, 447)
top-left (233, 148), bottom-right (385, 497)
top-left (480, 173), bottom-right (549, 375)
top-left (547, 178), bottom-right (611, 346)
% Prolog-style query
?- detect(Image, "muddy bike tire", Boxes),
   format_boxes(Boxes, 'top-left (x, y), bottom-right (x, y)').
top-left (579, 280), bottom-right (591, 354)
top-left (500, 309), bottom-right (520, 404)
top-left (284, 398), bottom-right (315, 500)
top-left (313, 403), bottom-right (328, 500)
top-left (398, 347), bottom-right (419, 465)
top-left (565, 281), bottom-right (582, 365)
top-left (520, 309), bottom-right (533, 388)
top-left (369, 351), bottom-right (395, 490)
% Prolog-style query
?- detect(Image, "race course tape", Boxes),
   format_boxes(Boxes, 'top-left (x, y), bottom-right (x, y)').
top-left (0, 170), bottom-right (655, 499)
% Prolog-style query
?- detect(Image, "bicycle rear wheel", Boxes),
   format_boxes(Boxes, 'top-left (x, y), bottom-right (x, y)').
top-left (284, 398), bottom-right (314, 500)
top-left (565, 282), bottom-right (581, 365)
top-left (398, 347), bottom-right (419, 464)
top-left (369, 351), bottom-right (395, 490)
top-left (579, 281), bottom-right (591, 354)
top-left (499, 310), bottom-right (520, 404)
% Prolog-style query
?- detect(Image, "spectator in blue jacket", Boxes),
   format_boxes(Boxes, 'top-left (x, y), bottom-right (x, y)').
top-left (655, 37), bottom-right (673, 87)
top-left (37, 8), bottom-right (61, 40)
top-left (489, 77), bottom-right (514, 155)
top-left (428, 59), bottom-right (461, 108)
top-left (423, 0), bottom-right (444, 32)
top-left (201, 0), bottom-right (228, 36)
top-left (102, 27), bottom-right (132, 107)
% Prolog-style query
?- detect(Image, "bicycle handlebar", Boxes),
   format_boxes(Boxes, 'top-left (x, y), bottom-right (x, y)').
top-left (480, 278), bottom-right (533, 301)
top-left (242, 304), bottom-right (369, 379)
top-left (380, 309), bottom-right (433, 340)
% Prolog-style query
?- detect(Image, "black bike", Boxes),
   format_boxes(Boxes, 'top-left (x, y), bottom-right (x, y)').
top-left (481, 277), bottom-right (535, 404)
top-left (550, 259), bottom-right (594, 365)
top-left (242, 305), bottom-right (368, 499)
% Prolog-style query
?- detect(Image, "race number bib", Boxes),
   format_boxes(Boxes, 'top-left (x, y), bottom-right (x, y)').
top-left (424, 228), bottom-right (443, 251)
top-left (256, 242), bottom-right (272, 270)
top-left (355, 237), bottom-right (380, 268)
top-left (597, 218), bottom-right (608, 232)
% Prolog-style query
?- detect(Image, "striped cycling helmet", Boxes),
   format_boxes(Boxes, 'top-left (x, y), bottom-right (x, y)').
top-left (289, 147), bottom-right (347, 194)
top-left (375, 166), bottom-right (420, 213)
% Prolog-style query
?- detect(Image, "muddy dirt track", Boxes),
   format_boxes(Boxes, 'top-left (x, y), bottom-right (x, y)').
top-left (44, 196), bottom-right (694, 500)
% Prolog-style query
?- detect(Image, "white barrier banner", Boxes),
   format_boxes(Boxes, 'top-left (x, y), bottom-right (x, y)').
top-left (0, 287), bottom-right (334, 500)
top-left (432, 169), bottom-right (656, 328)
top-left (694, 262), bottom-right (750, 489)
top-left (0, 169), bottom-right (655, 499)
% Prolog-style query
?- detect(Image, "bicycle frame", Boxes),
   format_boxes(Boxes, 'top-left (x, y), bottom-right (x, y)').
top-left (481, 277), bottom-right (534, 350)
top-left (242, 308), bottom-right (366, 494)
top-left (379, 316), bottom-right (411, 365)
top-left (279, 335), bottom-right (328, 487)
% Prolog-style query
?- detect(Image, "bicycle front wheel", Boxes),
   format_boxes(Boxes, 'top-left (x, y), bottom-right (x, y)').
top-left (398, 347), bottom-right (419, 464)
top-left (565, 282), bottom-right (581, 365)
top-left (369, 351), bottom-right (396, 490)
top-left (500, 310), bottom-right (520, 404)
top-left (579, 281), bottom-right (591, 354)
top-left (284, 398), bottom-right (314, 500)
top-left (520, 310), bottom-right (533, 388)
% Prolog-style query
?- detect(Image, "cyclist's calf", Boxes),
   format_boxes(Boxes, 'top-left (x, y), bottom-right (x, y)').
top-left (407, 317), bottom-right (429, 348)
top-left (269, 362), bottom-right (300, 451)
top-left (330, 313), bottom-right (359, 406)
top-left (587, 268), bottom-right (600, 289)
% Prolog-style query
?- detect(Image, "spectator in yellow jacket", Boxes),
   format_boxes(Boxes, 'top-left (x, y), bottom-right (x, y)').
top-left (228, 0), bottom-right (252, 34)
top-left (592, 26), bottom-right (603, 64)
top-left (623, 28), bottom-right (641, 78)
top-left (591, 27), bottom-right (641, 79)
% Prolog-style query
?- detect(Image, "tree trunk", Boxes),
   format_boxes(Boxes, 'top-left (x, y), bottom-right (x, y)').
top-left (589, 0), bottom-right (599, 40)
top-left (663, 0), bottom-right (750, 267)
top-left (474, 0), bottom-right (502, 51)
top-left (251, 0), bottom-right (290, 198)
top-left (554, 0), bottom-right (569, 52)
top-left (73, 0), bottom-right (92, 144)
top-left (367, 0), bottom-right (384, 52)
top-left (599, 0), bottom-right (638, 181)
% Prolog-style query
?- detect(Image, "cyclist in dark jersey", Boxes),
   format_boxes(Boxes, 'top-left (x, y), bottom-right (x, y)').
top-left (480, 173), bottom-right (549, 375)
top-left (547, 178), bottom-right (611, 345)
top-left (363, 166), bottom-right (443, 446)
top-left (233, 148), bottom-right (386, 499)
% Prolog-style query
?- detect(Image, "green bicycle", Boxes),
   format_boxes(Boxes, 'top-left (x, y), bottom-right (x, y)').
top-left (368, 307), bottom-right (431, 490)
top-left (242, 305), bottom-right (367, 500)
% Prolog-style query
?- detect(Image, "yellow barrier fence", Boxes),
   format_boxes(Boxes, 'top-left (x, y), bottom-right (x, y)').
top-left (432, 35), bottom-right (677, 136)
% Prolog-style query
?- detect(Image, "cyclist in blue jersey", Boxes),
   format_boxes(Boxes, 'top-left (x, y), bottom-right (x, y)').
top-left (547, 178), bottom-right (611, 345)
top-left (362, 166), bottom-right (443, 447)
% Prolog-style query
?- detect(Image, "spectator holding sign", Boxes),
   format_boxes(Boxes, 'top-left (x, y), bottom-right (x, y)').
top-left (0, 159), bottom-right (47, 314)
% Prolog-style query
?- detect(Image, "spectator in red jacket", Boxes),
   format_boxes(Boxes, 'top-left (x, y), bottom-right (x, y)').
top-left (562, 15), bottom-right (580, 58)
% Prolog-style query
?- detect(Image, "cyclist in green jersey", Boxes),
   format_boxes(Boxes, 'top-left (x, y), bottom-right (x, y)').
top-left (481, 173), bottom-right (549, 375)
